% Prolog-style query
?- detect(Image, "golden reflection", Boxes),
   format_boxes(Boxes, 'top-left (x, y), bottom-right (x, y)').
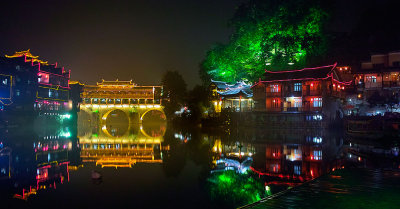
top-left (79, 122), bottom-right (166, 168)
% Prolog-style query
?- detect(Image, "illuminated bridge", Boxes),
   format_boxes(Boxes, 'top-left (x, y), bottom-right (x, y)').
top-left (80, 80), bottom-right (165, 124)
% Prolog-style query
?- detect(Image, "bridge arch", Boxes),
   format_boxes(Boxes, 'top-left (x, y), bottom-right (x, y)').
top-left (139, 108), bottom-right (166, 122)
top-left (139, 123), bottom-right (167, 138)
top-left (101, 108), bottom-right (131, 124)
top-left (101, 123), bottom-right (131, 138)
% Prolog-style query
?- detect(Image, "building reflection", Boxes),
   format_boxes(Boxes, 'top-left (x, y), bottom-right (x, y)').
top-left (0, 126), bottom-right (79, 200)
top-left (252, 129), bottom-right (343, 185)
top-left (209, 129), bottom-right (344, 187)
top-left (78, 122), bottom-right (166, 168)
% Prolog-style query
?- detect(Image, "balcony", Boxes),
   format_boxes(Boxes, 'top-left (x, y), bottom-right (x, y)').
top-left (283, 91), bottom-right (302, 97)
top-left (266, 92), bottom-right (282, 97)
top-left (303, 90), bottom-right (322, 96)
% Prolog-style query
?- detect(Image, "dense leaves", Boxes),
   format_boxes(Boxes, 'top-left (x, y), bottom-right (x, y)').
top-left (161, 70), bottom-right (187, 118)
top-left (201, 0), bottom-right (330, 83)
top-left (207, 170), bottom-right (265, 208)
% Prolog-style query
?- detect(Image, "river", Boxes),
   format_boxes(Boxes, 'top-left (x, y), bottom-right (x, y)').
top-left (0, 115), bottom-right (399, 208)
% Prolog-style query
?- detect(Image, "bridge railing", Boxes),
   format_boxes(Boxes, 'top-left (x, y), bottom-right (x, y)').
top-left (82, 98), bottom-right (161, 105)
top-left (81, 104), bottom-right (162, 109)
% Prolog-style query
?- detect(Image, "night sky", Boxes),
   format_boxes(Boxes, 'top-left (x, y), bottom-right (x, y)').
top-left (1, 0), bottom-right (396, 88)
top-left (0, 0), bottom-right (244, 87)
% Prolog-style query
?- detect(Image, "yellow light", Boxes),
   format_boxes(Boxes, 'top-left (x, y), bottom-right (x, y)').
top-left (139, 105), bottom-right (146, 108)
top-left (154, 105), bottom-right (161, 108)
top-left (214, 101), bottom-right (217, 106)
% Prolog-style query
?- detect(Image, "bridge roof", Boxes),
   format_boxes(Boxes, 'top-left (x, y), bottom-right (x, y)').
top-left (97, 80), bottom-right (136, 86)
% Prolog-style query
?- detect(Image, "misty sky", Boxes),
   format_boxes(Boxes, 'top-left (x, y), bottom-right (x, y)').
top-left (0, 0), bottom-right (244, 87)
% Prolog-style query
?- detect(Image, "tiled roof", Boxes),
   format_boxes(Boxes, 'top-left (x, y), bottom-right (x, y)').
top-left (211, 80), bottom-right (253, 98)
top-left (262, 64), bottom-right (337, 82)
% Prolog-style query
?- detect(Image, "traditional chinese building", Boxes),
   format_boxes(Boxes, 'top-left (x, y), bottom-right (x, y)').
top-left (355, 52), bottom-right (400, 100)
top-left (251, 64), bottom-right (352, 119)
top-left (209, 80), bottom-right (253, 113)
top-left (82, 80), bottom-right (162, 105)
top-left (0, 50), bottom-right (71, 115)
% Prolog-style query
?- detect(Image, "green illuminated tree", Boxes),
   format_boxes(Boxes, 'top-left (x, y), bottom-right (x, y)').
top-left (207, 171), bottom-right (265, 208)
top-left (201, 0), bottom-right (330, 83)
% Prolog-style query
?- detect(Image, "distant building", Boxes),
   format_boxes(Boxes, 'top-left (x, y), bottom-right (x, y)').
top-left (347, 52), bottom-right (400, 115)
top-left (355, 52), bottom-right (400, 99)
top-left (208, 80), bottom-right (253, 113)
top-left (251, 64), bottom-right (352, 119)
top-left (0, 50), bottom-right (71, 115)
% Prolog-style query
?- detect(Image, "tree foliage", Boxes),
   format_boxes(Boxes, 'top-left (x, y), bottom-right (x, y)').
top-left (201, 0), bottom-right (330, 83)
top-left (161, 70), bottom-right (187, 118)
top-left (207, 171), bottom-right (265, 208)
top-left (185, 85), bottom-right (209, 122)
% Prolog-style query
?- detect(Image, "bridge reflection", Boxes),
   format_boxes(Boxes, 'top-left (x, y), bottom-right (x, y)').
top-left (78, 122), bottom-right (167, 168)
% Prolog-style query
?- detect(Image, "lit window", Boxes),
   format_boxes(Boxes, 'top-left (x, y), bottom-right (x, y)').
top-left (294, 165), bottom-right (301, 175)
top-left (270, 84), bottom-right (279, 92)
top-left (272, 99), bottom-right (279, 108)
top-left (313, 150), bottom-right (322, 160)
top-left (294, 83), bottom-right (302, 91)
top-left (270, 164), bottom-right (279, 173)
top-left (38, 73), bottom-right (49, 83)
top-left (371, 76), bottom-right (377, 83)
top-left (293, 98), bottom-right (302, 107)
top-left (312, 115), bottom-right (323, 120)
top-left (312, 98), bottom-right (322, 107)
top-left (366, 76), bottom-right (377, 83)
top-left (313, 137), bottom-right (322, 143)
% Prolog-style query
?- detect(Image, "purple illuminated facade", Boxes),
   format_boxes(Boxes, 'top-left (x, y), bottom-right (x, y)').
top-left (0, 50), bottom-right (71, 115)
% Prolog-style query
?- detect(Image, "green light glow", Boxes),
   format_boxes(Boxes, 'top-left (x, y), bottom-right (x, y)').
top-left (60, 131), bottom-right (71, 138)
top-left (207, 171), bottom-right (266, 207)
top-left (201, 1), bottom-right (329, 83)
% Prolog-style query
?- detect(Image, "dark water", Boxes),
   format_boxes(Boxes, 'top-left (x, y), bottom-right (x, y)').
top-left (1, 117), bottom-right (400, 209)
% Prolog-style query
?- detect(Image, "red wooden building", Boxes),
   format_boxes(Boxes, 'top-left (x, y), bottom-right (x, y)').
top-left (252, 64), bottom-right (352, 116)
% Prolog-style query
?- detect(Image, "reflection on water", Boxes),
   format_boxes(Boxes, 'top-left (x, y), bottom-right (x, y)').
top-left (0, 126), bottom-right (78, 202)
top-left (1, 119), bottom-right (400, 208)
top-left (79, 122), bottom-right (166, 168)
